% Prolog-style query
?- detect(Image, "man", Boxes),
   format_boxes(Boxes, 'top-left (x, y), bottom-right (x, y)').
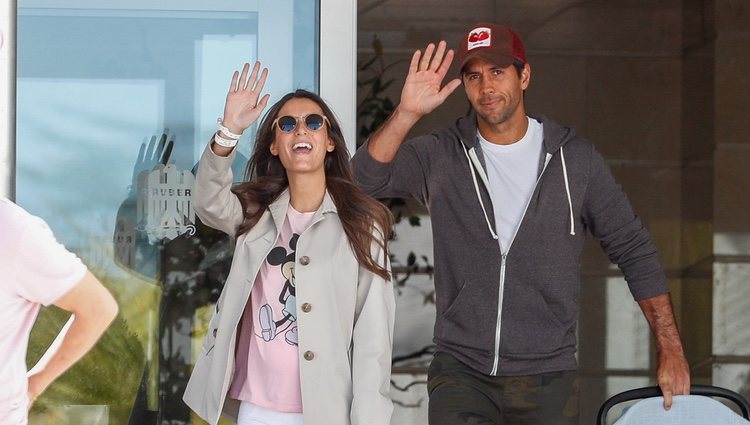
top-left (352, 22), bottom-right (690, 424)
top-left (0, 197), bottom-right (119, 424)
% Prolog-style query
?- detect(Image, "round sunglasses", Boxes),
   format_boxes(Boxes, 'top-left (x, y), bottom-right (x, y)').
top-left (272, 114), bottom-right (330, 133)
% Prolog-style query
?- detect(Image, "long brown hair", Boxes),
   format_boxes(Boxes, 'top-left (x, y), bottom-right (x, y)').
top-left (232, 90), bottom-right (393, 280)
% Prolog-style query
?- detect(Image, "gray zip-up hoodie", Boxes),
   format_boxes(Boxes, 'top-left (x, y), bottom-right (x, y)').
top-left (352, 113), bottom-right (667, 376)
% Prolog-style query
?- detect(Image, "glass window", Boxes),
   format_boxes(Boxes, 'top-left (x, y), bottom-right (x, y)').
top-left (16, 1), bottom-right (318, 423)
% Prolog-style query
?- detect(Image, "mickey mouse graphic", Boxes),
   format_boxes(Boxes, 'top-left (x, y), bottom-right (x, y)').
top-left (258, 234), bottom-right (300, 346)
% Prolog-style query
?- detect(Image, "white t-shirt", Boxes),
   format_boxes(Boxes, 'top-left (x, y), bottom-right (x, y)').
top-left (478, 117), bottom-right (544, 252)
top-left (0, 197), bottom-right (86, 425)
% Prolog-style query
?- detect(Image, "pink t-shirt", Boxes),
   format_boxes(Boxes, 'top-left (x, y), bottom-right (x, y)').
top-left (0, 198), bottom-right (86, 425)
top-left (229, 205), bottom-right (315, 413)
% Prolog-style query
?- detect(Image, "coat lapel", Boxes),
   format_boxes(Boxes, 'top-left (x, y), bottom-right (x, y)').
top-left (268, 188), bottom-right (291, 232)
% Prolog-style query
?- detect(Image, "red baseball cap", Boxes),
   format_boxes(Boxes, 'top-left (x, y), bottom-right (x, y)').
top-left (456, 23), bottom-right (527, 73)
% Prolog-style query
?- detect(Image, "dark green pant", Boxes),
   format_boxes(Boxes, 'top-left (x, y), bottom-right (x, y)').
top-left (427, 352), bottom-right (580, 425)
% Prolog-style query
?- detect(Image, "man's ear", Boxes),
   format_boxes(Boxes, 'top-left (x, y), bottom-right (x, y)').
top-left (521, 63), bottom-right (531, 90)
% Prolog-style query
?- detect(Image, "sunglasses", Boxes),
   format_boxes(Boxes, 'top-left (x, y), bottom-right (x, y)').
top-left (272, 114), bottom-right (329, 133)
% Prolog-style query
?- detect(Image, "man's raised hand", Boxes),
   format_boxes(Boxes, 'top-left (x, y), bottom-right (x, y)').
top-left (398, 41), bottom-right (462, 121)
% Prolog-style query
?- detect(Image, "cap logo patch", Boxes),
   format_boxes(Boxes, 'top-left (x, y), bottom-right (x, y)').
top-left (467, 27), bottom-right (491, 50)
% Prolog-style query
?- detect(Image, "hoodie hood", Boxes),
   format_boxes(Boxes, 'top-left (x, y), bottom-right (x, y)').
top-left (449, 110), bottom-right (580, 239)
top-left (450, 110), bottom-right (577, 155)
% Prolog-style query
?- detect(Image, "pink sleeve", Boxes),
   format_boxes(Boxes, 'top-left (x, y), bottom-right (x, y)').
top-left (12, 213), bottom-right (87, 306)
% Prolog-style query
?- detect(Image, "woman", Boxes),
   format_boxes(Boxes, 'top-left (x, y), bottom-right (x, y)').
top-left (183, 62), bottom-right (395, 425)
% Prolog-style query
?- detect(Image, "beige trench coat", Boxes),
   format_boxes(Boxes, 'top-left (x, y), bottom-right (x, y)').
top-left (183, 145), bottom-right (395, 425)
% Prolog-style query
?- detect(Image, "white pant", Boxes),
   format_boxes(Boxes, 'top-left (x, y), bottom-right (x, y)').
top-left (237, 401), bottom-right (304, 425)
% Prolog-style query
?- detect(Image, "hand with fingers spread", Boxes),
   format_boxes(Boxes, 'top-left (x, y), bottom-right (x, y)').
top-left (399, 40), bottom-right (462, 121)
top-left (131, 133), bottom-right (173, 188)
top-left (363, 40), bottom-right (463, 163)
top-left (221, 61), bottom-right (271, 137)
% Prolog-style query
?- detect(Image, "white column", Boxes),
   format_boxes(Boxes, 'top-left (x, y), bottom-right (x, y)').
top-left (0, 0), bottom-right (15, 199)
top-left (320, 0), bottom-right (356, 154)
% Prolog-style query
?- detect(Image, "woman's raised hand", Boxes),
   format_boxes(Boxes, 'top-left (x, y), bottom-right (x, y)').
top-left (221, 61), bottom-right (270, 136)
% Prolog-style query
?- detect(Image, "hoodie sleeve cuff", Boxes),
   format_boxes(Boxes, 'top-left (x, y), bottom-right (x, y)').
top-left (628, 273), bottom-right (669, 301)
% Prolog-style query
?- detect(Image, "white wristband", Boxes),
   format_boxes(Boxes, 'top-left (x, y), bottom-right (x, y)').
top-left (214, 131), bottom-right (238, 148)
top-left (217, 118), bottom-right (242, 140)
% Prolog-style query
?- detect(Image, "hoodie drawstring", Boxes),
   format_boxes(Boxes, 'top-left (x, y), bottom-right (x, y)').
top-left (461, 144), bottom-right (499, 240)
top-left (462, 141), bottom-right (575, 239)
top-left (560, 146), bottom-right (576, 236)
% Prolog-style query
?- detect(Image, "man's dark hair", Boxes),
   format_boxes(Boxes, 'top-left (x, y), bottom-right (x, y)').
top-left (461, 58), bottom-right (526, 80)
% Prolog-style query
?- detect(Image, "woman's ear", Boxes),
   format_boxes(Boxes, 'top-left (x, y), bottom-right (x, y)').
top-left (326, 138), bottom-right (335, 152)
top-left (270, 140), bottom-right (279, 156)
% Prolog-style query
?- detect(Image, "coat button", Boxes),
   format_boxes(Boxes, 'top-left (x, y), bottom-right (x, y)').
top-left (304, 351), bottom-right (315, 361)
top-left (299, 256), bottom-right (310, 265)
top-left (212, 329), bottom-right (217, 338)
top-left (301, 303), bottom-right (311, 313)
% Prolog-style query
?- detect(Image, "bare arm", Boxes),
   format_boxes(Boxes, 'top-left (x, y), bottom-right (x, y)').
top-left (26, 271), bottom-right (118, 407)
top-left (637, 293), bottom-right (690, 410)
top-left (367, 41), bottom-right (462, 163)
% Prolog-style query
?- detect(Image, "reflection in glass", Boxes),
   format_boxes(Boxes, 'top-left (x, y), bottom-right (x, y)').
top-left (17, 2), bottom-right (317, 423)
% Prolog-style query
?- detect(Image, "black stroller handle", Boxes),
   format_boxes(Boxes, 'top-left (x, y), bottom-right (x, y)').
top-left (596, 385), bottom-right (750, 425)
